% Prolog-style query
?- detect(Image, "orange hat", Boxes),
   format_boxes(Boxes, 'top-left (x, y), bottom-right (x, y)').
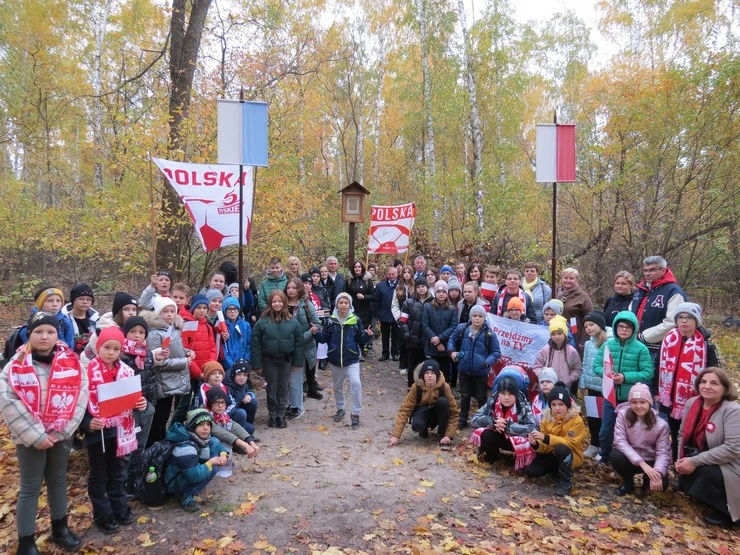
top-left (506, 297), bottom-right (525, 312)
top-left (202, 361), bottom-right (225, 382)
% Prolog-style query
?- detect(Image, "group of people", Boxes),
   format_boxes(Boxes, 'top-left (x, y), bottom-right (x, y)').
top-left (0, 254), bottom-right (737, 554)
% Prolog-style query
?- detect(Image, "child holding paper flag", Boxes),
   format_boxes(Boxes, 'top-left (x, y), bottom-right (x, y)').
top-left (82, 327), bottom-right (147, 535)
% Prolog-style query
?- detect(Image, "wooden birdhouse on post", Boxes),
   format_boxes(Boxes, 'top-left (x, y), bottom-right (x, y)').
top-left (339, 181), bottom-right (370, 268)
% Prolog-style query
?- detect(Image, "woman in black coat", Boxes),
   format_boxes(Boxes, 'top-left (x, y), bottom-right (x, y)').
top-left (345, 262), bottom-right (375, 358)
top-left (603, 271), bottom-right (636, 328)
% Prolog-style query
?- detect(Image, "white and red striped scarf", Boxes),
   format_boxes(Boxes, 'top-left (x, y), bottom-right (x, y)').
top-left (122, 339), bottom-right (147, 370)
top-left (480, 282), bottom-right (498, 304)
top-left (87, 357), bottom-right (137, 457)
top-left (469, 396), bottom-right (535, 470)
top-left (496, 288), bottom-right (526, 317)
top-left (658, 328), bottom-right (706, 420)
top-left (8, 342), bottom-right (82, 433)
top-left (531, 394), bottom-right (546, 426)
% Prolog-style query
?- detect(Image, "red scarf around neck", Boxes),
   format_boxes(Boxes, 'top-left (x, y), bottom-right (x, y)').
top-left (497, 288), bottom-right (526, 317)
top-left (658, 328), bottom-right (706, 419)
top-left (87, 357), bottom-right (137, 457)
top-left (122, 339), bottom-right (148, 370)
top-left (8, 342), bottom-right (82, 434)
top-left (469, 395), bottom-right (535, 470)
top-left (680, 397), bottom-right (720, 458)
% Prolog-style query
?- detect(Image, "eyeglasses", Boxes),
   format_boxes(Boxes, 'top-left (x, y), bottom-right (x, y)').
top-left (676, 315), bottom-right (694, 322)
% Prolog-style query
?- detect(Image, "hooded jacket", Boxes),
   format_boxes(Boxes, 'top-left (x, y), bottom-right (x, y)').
top-left (391, 367), bottom-right (459, 439)
top-left (165, 422), bottom-right (225, 495)
top-left (222, 300), bottom-right (251, 370)
top-left (61, 304), bottom-right (100, 353)
top-left (257, 270), bottom-right (288, 312)
top-left (290, 298), bottom-right (320, 367)
top-left (180, 310), bottom-right (217, 380)
top-left (422, 301), bottom-right (458, 357)
top-left (533, 340), bottom-right (582, 388)
top-left (532, 404), bottom-right (586, 468)
top-left (578, 329), bottom-right (612, 392)
top-left (447, 322), bottom-right (501, 377)
top-left (631, 268), bottom-right (687, 348)
top-left (315, 296), bottom-right (371, 367)
top-left (142, 310), bottom-right (190, 398)
top-left (594, 311), bottom-right (654, 401)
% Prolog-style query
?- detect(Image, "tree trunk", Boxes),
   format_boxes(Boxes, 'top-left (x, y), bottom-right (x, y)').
top-left (91, 0), bottom-right (113, 190)
top-left (157, 0), bottom-right (213, 273)
top-left (372, 34), bottom-right (385, 193)
top-left (419, 0), bottom-right (438, 240)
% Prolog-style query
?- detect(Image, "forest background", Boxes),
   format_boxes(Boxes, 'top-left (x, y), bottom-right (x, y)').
top-left (0, 0), bottom-right (736, 311)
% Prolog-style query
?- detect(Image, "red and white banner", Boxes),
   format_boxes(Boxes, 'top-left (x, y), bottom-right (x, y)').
top-left (535, 124), bottom-right (576, 183)
top-left (367, 203), bottom-right (416, 254)
top-left (485, 315), bottom-right (551, 394)
top-left (602, 346), bottom-right (617, 406)
top-left (153, 157), bottom-right (254, 252)
top-left (97, 375), bottom-right (142, 418)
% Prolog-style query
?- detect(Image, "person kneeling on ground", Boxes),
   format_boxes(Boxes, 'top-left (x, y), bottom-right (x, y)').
top-left (611, 383), bottom-right (670, 496)
top-left (470, 376), bottom-right (537, 469)
top-left (165, 409), bottom-right (228, 512)
top-left (389, 360), bottom-right (459, 449)
top-left (205, 388), bottom-right (260, 458)
top-left (524, 381), bottom-right (586, 496)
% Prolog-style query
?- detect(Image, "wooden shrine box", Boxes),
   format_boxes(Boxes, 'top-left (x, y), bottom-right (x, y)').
top-left (339, 181), bottom-right (370, 223)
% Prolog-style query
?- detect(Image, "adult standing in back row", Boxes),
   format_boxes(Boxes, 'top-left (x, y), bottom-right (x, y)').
top-left (522, 263), bottom-right (551, 324)
top-left (557, 268), bottom-right (593, 357)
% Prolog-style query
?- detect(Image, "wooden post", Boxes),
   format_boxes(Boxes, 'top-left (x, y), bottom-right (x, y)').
top-left (349, 222), bottom-right (356, 269)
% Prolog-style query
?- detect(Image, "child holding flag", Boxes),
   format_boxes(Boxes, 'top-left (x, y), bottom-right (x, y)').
top-left (81, 327), bottom-right (147, 534)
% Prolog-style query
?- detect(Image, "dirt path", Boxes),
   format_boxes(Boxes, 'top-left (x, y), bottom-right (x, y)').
top-left (1, 350), bottom-right (738, 554)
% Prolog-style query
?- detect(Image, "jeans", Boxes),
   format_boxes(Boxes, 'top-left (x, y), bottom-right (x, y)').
top-left (458, 372), bottom-right (488, 424)
top-left (180, 466), bottom-right (219, 501)
top-left (15, 439), bottom-right (73, 536)
top-left (288, 364), bottom-right (305, 412)
top-left (599, 399), bottom-right (617, 460)
top-left (411, 396), bottom-right (450, 437)
top-left (87, 438), bottom-right (131, 523)
top-left (380, 321), bottom-right (399, 357)
top-left (331, 362), bottom-right (362, 416)
top-left (263, 356), bottom-right (291, 418)
top-left (228, 407), bottom-right (248, 429)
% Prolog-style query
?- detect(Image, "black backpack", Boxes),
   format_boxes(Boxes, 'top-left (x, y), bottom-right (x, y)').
top-left (1, 326), bottom-right (26, 367)
top-left (133, 439), bottom-right (180, 506)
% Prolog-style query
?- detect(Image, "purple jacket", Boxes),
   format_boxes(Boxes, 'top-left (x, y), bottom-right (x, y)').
top-left (613, 403), bottom-right (671, 476)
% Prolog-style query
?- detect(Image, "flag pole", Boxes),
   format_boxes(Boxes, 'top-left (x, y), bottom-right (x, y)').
top-left (148, 152), bottom-right (157, 273)
top-left (550, 110), bottom-right (557, 298)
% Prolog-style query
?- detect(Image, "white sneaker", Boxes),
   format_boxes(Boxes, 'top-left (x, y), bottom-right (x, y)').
top-left (399, 368), bottom-right (407, 375)
top-left (594, 454), bottom-right (602, 463)
top-left (584, 445), bottom-right (600, 459)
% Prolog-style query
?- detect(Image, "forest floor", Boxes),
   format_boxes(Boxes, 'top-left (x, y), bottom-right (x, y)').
top-left (0, 337), bottom-right (739, 554)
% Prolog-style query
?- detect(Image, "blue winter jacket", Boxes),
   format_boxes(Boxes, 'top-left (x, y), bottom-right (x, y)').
top-left (20, 309), bottom-right (75, 349)
top-left (165, 422), bottom-right (225, 495)
top-left (223, 317), bottom-right (251, 371)
top-left (315, 312), bottom-right (371, 368)
top-left (447, 322), bottom-right (501, 377)
top-left (375, 280), bottom-right (398, 323)
top-left (422, 302), bottom-right (458, 357)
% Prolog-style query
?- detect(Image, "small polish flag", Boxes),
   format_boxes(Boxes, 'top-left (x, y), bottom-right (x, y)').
top-left (602, 347), bottom-right (617, 406)
top-left (161, 325), bottom-right (173, 349)
top-left (569, 317), bottom-right (578, 334)
top-left (181, 320), bottom-right (198, 348)
top-left (398, 312), bottom-right (409, 324)
top-left (97, 375), bottom-right (142, 418)
top-left (216, 310), bottom-right (227, 334)
top-left (480, 283), bottom-right (497, 302)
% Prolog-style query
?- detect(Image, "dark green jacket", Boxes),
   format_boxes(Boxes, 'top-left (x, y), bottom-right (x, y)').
top-left (250, 317), bottom-right (304, 369)
top-left (257, 272), bottom-right (288, 312)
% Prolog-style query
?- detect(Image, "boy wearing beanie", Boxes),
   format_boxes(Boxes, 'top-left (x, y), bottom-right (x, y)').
top-left (531, 367), bottom-right (558, 426)
top-left (524, 381), bottom-right (586, 496)
top-left (224, 359), bottom-right (258, 435)
top-left (61, 283), bottom-right (100, 354)
top-left (204, 388), bottom-right (260, 458)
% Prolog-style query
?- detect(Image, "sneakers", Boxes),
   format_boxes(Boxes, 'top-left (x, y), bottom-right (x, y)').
top-left (289, 408), bottom-right (305, 420)
top-left (333, 409), bottom-right (345, 422)
top-left (351, 414), bottom-right (360, 430)
top-left (399, 368), bottom-right (407, 375)
top-left (181, 496), bottom-right (201, 513)
top-left (391, 355), bottom-right (399, 361)
top-left (378, 355), bottom-right (390, 362)
top-left (584, 445), bottom-right (600, 459)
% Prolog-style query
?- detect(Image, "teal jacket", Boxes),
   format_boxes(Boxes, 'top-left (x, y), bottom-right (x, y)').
top-left (594, 311), bottom-right (654, 401)
top-left (292, 299), bottom-right (321, 367)
top-left (250, 316), bottom-right (304, 369)
top-left (257, 272), bottom-right (288, 312)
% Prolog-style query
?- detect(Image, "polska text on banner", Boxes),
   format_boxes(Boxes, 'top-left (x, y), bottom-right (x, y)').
top-left (367, 203), bottom-right (417, 254)
top-left (152, 157), bottom-right (254, 252)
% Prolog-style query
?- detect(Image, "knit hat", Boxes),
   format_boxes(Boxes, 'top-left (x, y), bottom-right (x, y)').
top-left (538, 367), bottom-right (558, 385)
top-left (583, 311), bottom-right (606, 331)
top-left (309, 267), bottom-right (321, 277)
top-left (70, 283), bottom-right (94, 304)
top-left (548, 381), bottom-right (572, 408)
top-left (222, 297), bottom-right (241, 312)
top-left (434, 280), bottom-right (448, 294)
top-left (497, 376), bottom-right (520, 396)
top-left (419, 359), bottom-right (440, 380)
top-left (34, 287), bottom-right (64, 310)
top-left (123, 316), bottom-right (148, 338)
top-left (628, 382), bottom-right (652, 402)
top-left (447, 277), bottom-right (462, 292)
top-left (189, 294), bottom-right (209, 311)
top-left (300, 273), bottom-right (312, 284)
top-left (542, 299), bottom-right (564, 316)
top-left (232, 358), bottom-right (251, 375)
top-left (186, 408), bottom-right (213, 431)
top-left (97, 326), bottom-right (125, 349)
top-left (469, 305), bottom-right (487, 319)
top-left (27, 311), bottom-right (59, 333)
top-left (334, 292), bottom-right (354, 309)
top-left (493, 365), bottom-right (530, 393)
top-left (156, 270), bottom-right (172, 282)
top-left (112, 292), bottom-right (138, 317)
top-left (206, 289), bottom-right (224, 302)
top-left (549, 315), bottom-right (568, 336)
top-left (506, 297), bottom-right (525, 312)
top-left (414, 277), bottom-right (428, 287)
top-left (202, 361), bottom-right (225, 383)
top-left (440, 265), bottom-right (454, 274)
top-left (152, 296), bottom-right (177, 317)
top-left (228, 283), bottom-right (240, 293)
top-left (205, 386), bottom-right (229, 409)
top-left (674, 302), bottom-right (703, 327)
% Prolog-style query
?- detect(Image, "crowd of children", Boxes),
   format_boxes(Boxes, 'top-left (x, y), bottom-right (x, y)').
top-left (0, 254), bottom-right (737, 554)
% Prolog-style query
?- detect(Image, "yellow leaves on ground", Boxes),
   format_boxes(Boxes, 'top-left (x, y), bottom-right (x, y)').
top-left (273, 506), bottom-right (288, 514)
top-left (391, 458), bottom-right (405, 466)
top-left (420, 479), bottom-right (435, 488)
top-left (137, 532), bottom-right (155, 548)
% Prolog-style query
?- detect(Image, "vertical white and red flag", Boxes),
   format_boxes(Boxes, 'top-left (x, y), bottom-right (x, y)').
top-left (601, 346), bottom-right (618, 406)
top-left (535, 124), bottom-right (577, 183)
top-left (367, 203), bottom-right (417, 254)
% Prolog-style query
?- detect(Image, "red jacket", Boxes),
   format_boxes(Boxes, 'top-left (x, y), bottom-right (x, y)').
top-left (180, 311), bottom-right (217, 379)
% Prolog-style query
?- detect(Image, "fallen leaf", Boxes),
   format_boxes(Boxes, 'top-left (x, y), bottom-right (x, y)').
top-left (136, 516), bottom-right (150, 524)
top-left (273, 506), bottom-right (288, 514)
top-left (234, 502), bottom-right (256, 516)
top-left (392, 458), bottom-right (405, 466)
top-left (247, 492), bottom-right (265, 503)
top-left (420, 479), bottom-right (435, 488)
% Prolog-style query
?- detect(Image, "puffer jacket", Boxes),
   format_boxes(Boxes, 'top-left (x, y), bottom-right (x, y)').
top-left (613, 402), bottom-right (671, 476)
top-left (165, 422), bottom-right (225, 495)
top-left (578, 329), bottom-right (612, 392)
top-left (315, 312), bottom-right (371, 368)
top-left (142, 311), bottom-right (190, 399)
top-left (532, 405), bottom-right (586, 468)
top-left (399, 294), bottom-right (431, 348)
top-left (447, 322), bottom-right (501, 377)
top-left (223, 316), bottom-right (251, 370)
top-left (291, 299), bottom-right (320, 367)
top-left (250, 316), bottom-right (304, 369)
top-left (180, 311), bottom-right (216, 380)
top-left (471, 390), bottom-right (537, 436)
top-left (422, 302), bottom-right (458, 357)
top-left (594, 311), bottom-right (654, 401)
top-left (257, 271), bottom-right (288, 312)
top-left (391, 369), bottom-right (459, 439)
top-left (345, 274), bottom-right (375, 329)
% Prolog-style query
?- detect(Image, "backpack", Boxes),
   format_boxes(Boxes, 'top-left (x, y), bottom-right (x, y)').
top-left (133, 439), bottom-right (179, 506)
top-left (1, 326), bottom-right (25, 367)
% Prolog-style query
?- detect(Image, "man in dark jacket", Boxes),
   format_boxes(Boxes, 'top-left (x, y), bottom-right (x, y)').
top-left (326, 256), bottom-right (345, 301)
top-left (376, 267), bottom-right (399, 361)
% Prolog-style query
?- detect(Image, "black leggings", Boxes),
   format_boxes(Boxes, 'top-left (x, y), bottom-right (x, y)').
top-left (478, 429), bottom-right (513, 461)
top-left (524, 444), bottom-right (572, 476)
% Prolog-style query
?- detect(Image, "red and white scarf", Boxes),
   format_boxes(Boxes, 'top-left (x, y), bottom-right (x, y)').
top-left (496, 288), bottom-right (526, 317)
top-left (122, 339), bottom-right (148, 370)
top-left (658, 329), bottom-right (706, 420)
top-left (8, 342), bottom-right (82, 434)
top-left (200, 383), bottom-right (230, 407)
top-left (210, 409), bottom-right (232, 430)
top-left (531, 394), bottom-right (546, 425)
top-left (469, 396), bottom-right (535, 470)
top-left (87, 357), bottom-right (137, 457)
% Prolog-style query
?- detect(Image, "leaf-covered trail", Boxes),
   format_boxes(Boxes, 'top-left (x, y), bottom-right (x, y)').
top-left (0, 354), bottom-right (738, 554)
